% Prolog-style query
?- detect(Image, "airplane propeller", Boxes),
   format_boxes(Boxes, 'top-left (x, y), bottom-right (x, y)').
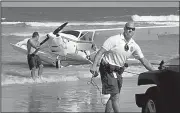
top-left (53, 22), bottom-right (68, 35)
top-left (40, 22), bottom-right (68, 45)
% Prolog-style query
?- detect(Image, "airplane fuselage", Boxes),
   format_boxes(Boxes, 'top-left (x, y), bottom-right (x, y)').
top-left (47, 30), bottom-right (95, 57)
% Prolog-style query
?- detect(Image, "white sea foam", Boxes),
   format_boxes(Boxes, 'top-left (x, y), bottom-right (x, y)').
top-left (2, 32), bottom-right (46, 37)
top-left (132, 14), bottom-right (179, 22)
top-left (1, 75), bottom-right (79, 86)
top-left (2, 14), bottom-right (179, 27)
top-left (1, 18), bottom-right (6, 20)
top-left (140, 21), bottom-right (179, 26)
top-left (28, 21), bottom-right (127, 27)
top-left (2, 21), bottom-right (177, 27)
top-left (2, 21), bottom-right (24, 24)
top-left (1, 21), bottom-right (126, 27)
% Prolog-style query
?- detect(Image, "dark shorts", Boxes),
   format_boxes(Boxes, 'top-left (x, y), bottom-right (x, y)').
top-left (99, 60), bottom-right (124, 94)
top-left (27, 54), bottom-right (42, 70)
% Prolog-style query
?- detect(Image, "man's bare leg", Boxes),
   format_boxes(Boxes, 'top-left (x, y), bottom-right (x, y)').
top-left (31, 67), bottom-right (36, 80)
top-left (105, 98), bottom-right (113, 113)
top-left (38, 64), bottom-right (43, 79)
top-left (111, 93), bottom-right (120, 112)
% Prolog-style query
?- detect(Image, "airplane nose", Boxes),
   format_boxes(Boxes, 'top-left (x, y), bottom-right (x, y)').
top-left (47, 32), bottom-right (56, 38)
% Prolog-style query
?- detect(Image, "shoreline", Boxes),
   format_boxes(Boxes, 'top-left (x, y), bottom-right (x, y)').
top-left (2, 76), bottom-right (152, 112)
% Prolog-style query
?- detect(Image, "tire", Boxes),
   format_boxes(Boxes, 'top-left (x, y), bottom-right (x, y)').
top-left (142, 98), bottom-right (156, 113)
top-left (142, 87), bottom-right (158, 113)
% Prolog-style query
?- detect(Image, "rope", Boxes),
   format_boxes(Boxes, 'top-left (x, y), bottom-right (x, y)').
top-left (124, 70), bottom-right (139, 75)
top-left (87, 76), bottom-right (106, 106)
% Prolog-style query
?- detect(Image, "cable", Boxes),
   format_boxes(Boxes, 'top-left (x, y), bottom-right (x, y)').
top-left (87, 76), bottom-right (106, 106)
top-left (124, 70), bottom-right (139, 75)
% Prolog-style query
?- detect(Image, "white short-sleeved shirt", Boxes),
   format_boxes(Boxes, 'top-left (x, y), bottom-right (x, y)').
top-left (102, 34), bottom-right (144, 67)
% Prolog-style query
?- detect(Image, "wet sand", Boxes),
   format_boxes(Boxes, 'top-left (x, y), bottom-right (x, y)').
top-left (2, 74), bottom-right (155, 112)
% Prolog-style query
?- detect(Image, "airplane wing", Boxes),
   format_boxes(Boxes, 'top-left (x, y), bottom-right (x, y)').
top-left (10, 43), bottom-right (27, 55)
top-left (10, 43), bottom-right (57, 66)
top-left (77, 25), bottom-right (178, 42)
top-left (77, 25), bottom-right (178, 32)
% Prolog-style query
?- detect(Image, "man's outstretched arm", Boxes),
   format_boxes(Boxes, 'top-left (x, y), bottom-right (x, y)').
top-left (139, 57), bottom-right (155, 71)
top-left (90, 47), bottom-right (107, 76)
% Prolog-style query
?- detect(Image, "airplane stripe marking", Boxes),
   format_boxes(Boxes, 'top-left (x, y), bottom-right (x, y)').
top-left (51, 46), bottom-right (58, 47)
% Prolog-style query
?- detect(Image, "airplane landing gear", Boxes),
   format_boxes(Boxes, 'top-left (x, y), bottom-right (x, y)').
top-left (56, 55), bottom-right (61, 68)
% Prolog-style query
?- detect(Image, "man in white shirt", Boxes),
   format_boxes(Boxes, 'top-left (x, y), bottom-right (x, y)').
top-left (90, 22), bottom-right (155, 112)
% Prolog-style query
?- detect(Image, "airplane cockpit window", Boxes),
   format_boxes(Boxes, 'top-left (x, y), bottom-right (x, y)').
top-left (80, 31), bottom-right (93, 42)
top-left (61, 30), bottom-right (80, 38)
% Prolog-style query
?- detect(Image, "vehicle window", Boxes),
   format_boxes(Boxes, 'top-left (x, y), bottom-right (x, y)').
top-left (61, 30), bottom-right (80, 37)
top-left (80, 31), bottom-right (93, 41)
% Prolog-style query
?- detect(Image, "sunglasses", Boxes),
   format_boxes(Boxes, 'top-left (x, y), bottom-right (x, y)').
top-left (124, 43), bottom-right (129, 51)
top-left (126, 26), bottom-right (135, 31)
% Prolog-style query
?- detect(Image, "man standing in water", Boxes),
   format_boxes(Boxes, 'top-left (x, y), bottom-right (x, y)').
top-left (90, 22), bottom-right (155, 112)
top-left (27, 32), bottom-right (43, 80)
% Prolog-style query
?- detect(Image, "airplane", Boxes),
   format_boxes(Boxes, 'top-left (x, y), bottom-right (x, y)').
top-left (11, 22), bottom-right (175, 68)
top-left (10, 22), bottom-right (99, 68)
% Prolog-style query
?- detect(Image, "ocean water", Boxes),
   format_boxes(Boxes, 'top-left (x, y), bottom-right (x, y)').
top-left (1, 7), bottom-right (179, 112)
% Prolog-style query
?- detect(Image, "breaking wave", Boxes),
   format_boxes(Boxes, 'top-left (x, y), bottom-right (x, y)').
top-left (1, 17), bottom-right (6, 21)
top-left (1, 21), bottom-right (127, 27)
top-left (2, 14), bottom-right (179, 27)
top-left (132, 14), bottom-right (179, 22)
top-left (2, 21), bottom-right (178, 27)
top-left (2, 32), bottom-right (46, 37)
top-left (1, 74), bottom-right (79, 86)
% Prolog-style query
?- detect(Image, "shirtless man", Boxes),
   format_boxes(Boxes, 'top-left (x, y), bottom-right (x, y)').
top-left (27, 32), bottom-right (43, 80)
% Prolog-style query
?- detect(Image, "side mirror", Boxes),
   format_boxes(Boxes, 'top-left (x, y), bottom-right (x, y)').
top-left (158, 60), bottom-right (165, 70)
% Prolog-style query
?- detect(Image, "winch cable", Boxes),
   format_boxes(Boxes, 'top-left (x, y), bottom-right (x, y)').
top-left (87, 76), bottom-right (106, 106)
top-left (124, 70), bottom-right (139, 75)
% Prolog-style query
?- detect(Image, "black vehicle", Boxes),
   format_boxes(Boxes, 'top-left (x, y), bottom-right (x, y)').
top-left (135, 55), bottom-right (180, 113)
